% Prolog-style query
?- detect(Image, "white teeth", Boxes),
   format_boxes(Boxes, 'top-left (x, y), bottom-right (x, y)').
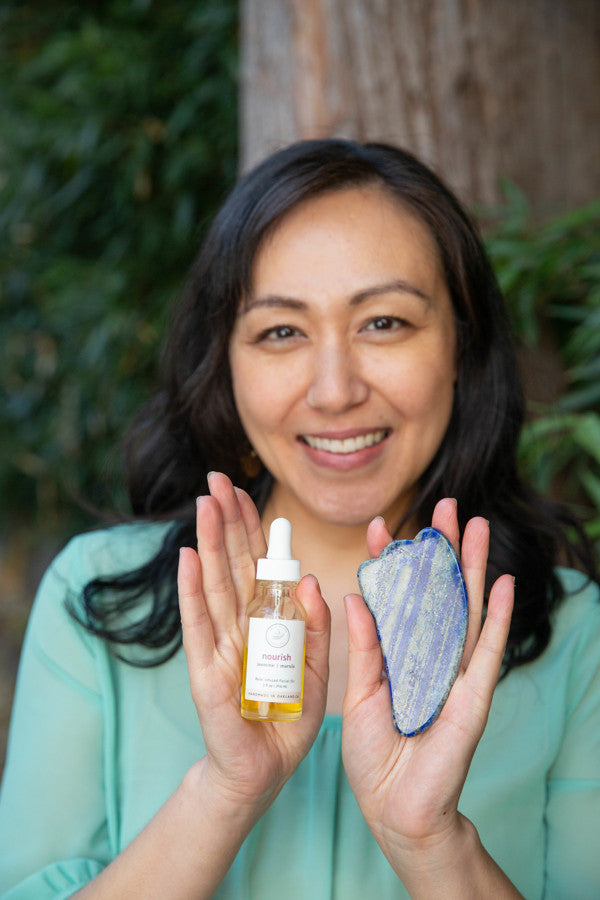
top-left (303, 430), bottom-right (387, 454)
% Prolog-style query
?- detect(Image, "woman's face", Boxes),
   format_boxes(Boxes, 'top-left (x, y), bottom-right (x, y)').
top-left (229, 186), bottom-right (457, 530)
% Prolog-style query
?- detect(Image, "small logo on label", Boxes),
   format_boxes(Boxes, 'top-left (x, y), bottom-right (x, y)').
top-left (266, 623), bottom-right (290, 648)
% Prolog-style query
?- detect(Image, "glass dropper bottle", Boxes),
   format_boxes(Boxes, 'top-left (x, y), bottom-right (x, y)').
top-left (241, 518), bottom-right (306, 722)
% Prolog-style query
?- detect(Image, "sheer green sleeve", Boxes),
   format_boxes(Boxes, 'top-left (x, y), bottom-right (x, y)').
top-left (0, 536), bottom-right (116, 898)
top-left (544, 571), bottom-right (600, 899)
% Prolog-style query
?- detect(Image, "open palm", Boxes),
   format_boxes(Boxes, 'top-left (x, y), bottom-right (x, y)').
top-left (341, 499), bottom-right (514, 860)
top-left (178, 472), bottom-right (330, 808)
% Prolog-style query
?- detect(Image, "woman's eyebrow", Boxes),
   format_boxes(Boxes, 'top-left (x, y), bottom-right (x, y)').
top-left (242, 295), bottom-right (307, 313)
top-left (350, 279), bottom-right (431, 306)
top-left (243, 279), bottom-right (430, 313)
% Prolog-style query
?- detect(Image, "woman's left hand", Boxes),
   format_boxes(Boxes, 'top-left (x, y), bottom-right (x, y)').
top-left (341, 499), bottom-right (518, 894)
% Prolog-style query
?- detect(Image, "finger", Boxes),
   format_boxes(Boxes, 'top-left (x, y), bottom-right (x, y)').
top-left (234, 486), bottom-right (267, 561)
top-left (296, 574), bottom-right (331, 686)
top-left (460, 573), bottom-right (514, 728)
top-left (343, 592), bottom-right (388, 713)
top-left (196, 494), bottom-right (238, 637)
top-left (431, 497), bottom-right (460, 553)
top-left (366, 516), bottom-right (393, 559)
top-left (459, 517), bottom-right (489, 669)
top-left (207, 472), bottom-right (256, 617)
top-left (178, 547), bottom-right (215, 673)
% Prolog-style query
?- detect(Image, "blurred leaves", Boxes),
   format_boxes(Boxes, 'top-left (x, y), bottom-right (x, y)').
top-left (485, 184), bottom-right (600, 545)
top-left (0, 0), bottom-right (238, 534)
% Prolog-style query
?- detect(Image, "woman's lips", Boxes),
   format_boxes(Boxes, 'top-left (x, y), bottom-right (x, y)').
top-left (302, 429), bottom-right (387, 454)
top-left (299, 428), bottom-right (390, 470)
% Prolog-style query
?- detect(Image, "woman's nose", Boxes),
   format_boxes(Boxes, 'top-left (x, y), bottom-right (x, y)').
top-left (305, 345), bottom-right (369, 413)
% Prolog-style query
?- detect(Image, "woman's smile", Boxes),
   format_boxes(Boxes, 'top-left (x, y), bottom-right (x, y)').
top-left (301, 427), bottom-right (389, 454)
top-left (299, 427), bottom-right (391, 470)
top-left (229, 185), bottom-right (457, 529)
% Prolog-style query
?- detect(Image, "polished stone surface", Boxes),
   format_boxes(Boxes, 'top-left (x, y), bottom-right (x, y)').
top-left (357, 527), bottom-right (468, 736)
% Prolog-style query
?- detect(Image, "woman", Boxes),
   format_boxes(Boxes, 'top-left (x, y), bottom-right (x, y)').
top-left (1, 140), bottom-right (598, 898)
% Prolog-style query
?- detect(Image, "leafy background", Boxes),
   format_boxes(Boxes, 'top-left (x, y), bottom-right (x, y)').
top-left (1, 0), bottom-right (238, 538)
top-left (484, 186), bottom-right (600, 543)
top-left (1, 1), bottom-right (598, 767)
top-left (0, 0), bottom-right (238, 765)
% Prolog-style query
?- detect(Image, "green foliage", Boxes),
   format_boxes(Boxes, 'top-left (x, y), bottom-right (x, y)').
top-left (0, 0), bottom-right (238, 534)
top-left (485, 183), bottom-right (600, 544)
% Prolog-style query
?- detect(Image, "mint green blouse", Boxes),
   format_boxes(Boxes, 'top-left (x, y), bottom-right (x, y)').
top-left (1, 523), bottom-right (599, 899)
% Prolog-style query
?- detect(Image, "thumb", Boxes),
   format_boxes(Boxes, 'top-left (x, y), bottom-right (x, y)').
top-left (344, 592), bottom-right (386, 711)
top-left (296, 574), bottom-right (331, 679)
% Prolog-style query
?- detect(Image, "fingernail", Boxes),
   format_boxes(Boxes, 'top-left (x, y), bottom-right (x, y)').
top-left (372, 515), bottom-right (385, 525)
top-left (207, 471), bottom-right (216, 485)
top-left (303, 573), bottom-right (320, 590)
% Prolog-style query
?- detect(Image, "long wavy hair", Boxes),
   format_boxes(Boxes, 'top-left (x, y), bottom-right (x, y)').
top-left (76, 139), bottom-right (597, 669)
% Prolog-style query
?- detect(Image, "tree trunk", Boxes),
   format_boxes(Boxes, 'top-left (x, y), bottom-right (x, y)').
top-left (240, 0), bottom-right (600, 216)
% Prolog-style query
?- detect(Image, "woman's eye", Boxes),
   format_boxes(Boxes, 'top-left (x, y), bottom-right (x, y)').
top-left (363, 316), bottom-right (407, 332)
top-left (257, 324), bottom-right (301, 342)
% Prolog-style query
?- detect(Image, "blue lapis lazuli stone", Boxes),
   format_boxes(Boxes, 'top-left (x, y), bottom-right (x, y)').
top-left (357, 527), bottom-right (468, 737)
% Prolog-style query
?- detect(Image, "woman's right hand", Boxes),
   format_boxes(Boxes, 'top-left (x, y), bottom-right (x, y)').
top-left (178, 472), bottom-right (331, 815)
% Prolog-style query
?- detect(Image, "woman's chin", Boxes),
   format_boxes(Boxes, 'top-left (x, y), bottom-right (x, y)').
top-left (299, 489), bottom-right (409, 532)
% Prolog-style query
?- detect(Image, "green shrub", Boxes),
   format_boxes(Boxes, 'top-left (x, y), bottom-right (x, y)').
top-left (0, 0), bottom-right (238, 535)
top-left (485, 183), bottom-right (600, 545)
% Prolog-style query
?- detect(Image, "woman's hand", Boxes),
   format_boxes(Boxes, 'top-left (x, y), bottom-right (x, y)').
top-left (342, 499), bottom-right (519, 895)
top-left (178, 472), bottom-right (330, 815)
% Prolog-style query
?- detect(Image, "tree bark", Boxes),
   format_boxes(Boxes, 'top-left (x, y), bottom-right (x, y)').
top-left (240, 0), bottom-right (600, 216)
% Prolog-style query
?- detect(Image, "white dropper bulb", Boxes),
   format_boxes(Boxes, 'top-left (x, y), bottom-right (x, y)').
top-left (256, 518), bottom-right (301, 582)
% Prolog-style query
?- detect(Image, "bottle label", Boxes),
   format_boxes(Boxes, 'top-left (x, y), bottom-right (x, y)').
top-left (244, 618), bottom-right (305, 703)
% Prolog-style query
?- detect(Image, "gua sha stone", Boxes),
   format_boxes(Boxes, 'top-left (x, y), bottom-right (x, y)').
top-left (357, 527), bottom-right (468, 737)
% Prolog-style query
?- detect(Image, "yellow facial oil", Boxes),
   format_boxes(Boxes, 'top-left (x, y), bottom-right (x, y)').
top-left (241, 518), bottom-right (306, 722)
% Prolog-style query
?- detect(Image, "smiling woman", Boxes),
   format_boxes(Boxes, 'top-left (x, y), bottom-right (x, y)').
top-left (0, 140), bottom-right (598, 900)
